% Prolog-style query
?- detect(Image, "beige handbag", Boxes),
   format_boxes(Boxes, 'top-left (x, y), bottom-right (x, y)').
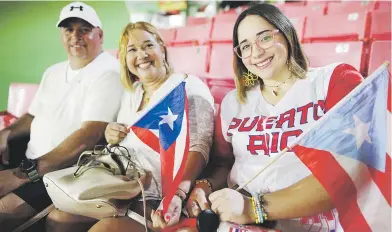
top-left (43, 145), bottom-right (151, 220)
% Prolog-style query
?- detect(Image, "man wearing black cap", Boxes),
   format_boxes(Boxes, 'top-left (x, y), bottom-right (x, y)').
top-left (0, 2), bottom-right (123, 230)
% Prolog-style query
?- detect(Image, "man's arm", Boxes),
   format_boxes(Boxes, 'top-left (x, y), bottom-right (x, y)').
top-left (0, 114), bottom-right (34, 165)
top-left (2, 114), bottom-right (34, 140)
top-left (35, 121), bottom-right (107, 176)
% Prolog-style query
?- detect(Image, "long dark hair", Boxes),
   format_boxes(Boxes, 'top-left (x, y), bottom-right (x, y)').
top-left (232, 3), bottom-right (308, 103)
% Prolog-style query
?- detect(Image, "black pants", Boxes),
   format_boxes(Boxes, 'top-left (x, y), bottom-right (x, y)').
top-left (3, 135), bottom-right (52, 212)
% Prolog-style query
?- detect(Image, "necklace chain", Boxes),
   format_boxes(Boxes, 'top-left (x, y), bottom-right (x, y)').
top-left (263, 73), bottom-right (294, 96)
top-left (264, 73), bottom-right (293, 88)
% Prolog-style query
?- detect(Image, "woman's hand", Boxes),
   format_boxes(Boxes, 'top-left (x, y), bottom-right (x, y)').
top-left (209, 188), bottom-right (255, 225)
top-left (104, 122), bottom-right (128, 145)
top-left (151, 195), bottom-right (182, 230)
top-left (185, 181), bottom-right (212, 217)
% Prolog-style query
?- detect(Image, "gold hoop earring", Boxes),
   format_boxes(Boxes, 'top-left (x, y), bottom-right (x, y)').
top-left (243, 71), bottom-right (259, 87)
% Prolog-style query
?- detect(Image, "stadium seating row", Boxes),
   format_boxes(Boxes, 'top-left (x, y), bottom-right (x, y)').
top-left (160, 10), bottom-right (391, 45)
top-left (277, 0), bottom-right (390, 18)
top-left (159, 1), bottom-right (391, 104)
top-left (167, 40), bottom-right (390, 80)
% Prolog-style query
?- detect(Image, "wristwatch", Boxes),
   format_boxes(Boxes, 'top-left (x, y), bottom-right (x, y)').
top-left (19, 159), bottom-right (40, 182)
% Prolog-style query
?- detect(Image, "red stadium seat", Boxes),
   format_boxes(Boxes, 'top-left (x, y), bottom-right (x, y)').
top-left (368, 41), bottom-right (391, 75)
top-left (369, 11), bottom-right (391, 40)
top-left (7, 83), bottom-right (39, 117)
top-left (288, 16), bottom-right (305, 42)
top-left (211, 21), bottom-right (235, 42)
top-left (208, 43), bottom-right (235, 79)
top-left (214, 13), bottom-right (238, 24)
top-left (376, 1), bottom-right (391, 12)
top-left (209, 85), bottom-right (234, 104)
top-left (302, 41), bottom-right (365, 73)
top-left (186, 16), bottom-right (211, 26)
top-left (305, 1), bottom-right (328, 13)
top-left (220, 6), bottom-right (248, 15)
top-left (173, 22), bottom-right (212, 45)
top-left (304, 12), bottom-right (370, 42)
top-left (167, 45), bottom-right (209, 76)
top-left (327, 1), bottom-right (377, 15)
top-left (158, 28), bottom-right (176, 46)
top-left (283, 4), bottom-right (325, 18)
top-left (211, 13), bottom-right (238, 43)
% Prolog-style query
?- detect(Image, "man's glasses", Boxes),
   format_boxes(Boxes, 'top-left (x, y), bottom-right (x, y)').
top-left (234, 29), bottom-right (279, 59)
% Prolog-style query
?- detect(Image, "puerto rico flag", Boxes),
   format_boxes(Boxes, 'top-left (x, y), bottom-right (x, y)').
top-left (290, 64), bottom-right (391, 231)
top-left (130, 81), bottom-right (189, 212)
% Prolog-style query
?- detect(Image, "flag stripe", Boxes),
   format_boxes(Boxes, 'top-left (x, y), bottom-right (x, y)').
top-left (162, 97), bottom-right (190, 212)
top-left (173, 110), bottom-right (188, 176)
top-left (161, 142), bottom-right (175, 198)
top-left (387, 73), bottom-right (391, 113)
top-left (131, 126), bottom-right (160, 154)
top-left (335, 155), bottom-right (391, 232)
top-left (292, 145), bottom-right (372, 231)
top-left (368, 152), bottom-right (391, 206)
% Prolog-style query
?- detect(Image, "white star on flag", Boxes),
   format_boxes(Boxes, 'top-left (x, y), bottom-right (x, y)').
top-left (159, 107), bottom-right (178, 130)
top-left (343, 115), bottom-right (372, 149)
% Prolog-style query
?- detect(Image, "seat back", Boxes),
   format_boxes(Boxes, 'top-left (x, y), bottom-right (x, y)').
top-left (209, 85), bottom-right (234, 104)
top-left (327, 1), bottom-right (377, 15)
top-left (208, 43), bottom-right (235, 78)
top-left (158, 28), bottom-right (176, 45)
top-left (376, 1), bottom-right (391, 12)
top-left (283, 4), bottom-right (324, 17)
top-left (288, 16), bottom-right (305, 41)
top-left (173, 22), bottom-right (212, 45)
top-left (304, 12), bottom-right (369, 42)
top-left (303, 41), bottom-right (365, 73)
top-left (370, 11), bottom-right (391, 40)
top-left (214, 13), bottom-right (238, 24)
top-left (186, 16), bottom-right (210, 26)
top-left (368, 40), bottom-right (391, 74)
top-left (7, 83), bottom-right (39, 117)
top-left (211, 21), bottom-right (235, 43)
top-left (167, 45), bottom-right (209, 76)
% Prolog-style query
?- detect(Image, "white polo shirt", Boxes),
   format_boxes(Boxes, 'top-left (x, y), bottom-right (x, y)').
top-left (26, 52), bottom-right (124, 160)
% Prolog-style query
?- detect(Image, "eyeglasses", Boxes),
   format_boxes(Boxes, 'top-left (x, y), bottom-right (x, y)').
top-left (233, 29), bottom-right (279, 59)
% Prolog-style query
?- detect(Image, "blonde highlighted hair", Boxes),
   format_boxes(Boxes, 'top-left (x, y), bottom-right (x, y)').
top-left (118, 22), bottom-right (173, 92)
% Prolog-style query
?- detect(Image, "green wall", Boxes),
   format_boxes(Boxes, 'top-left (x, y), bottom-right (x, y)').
top-left (0, 1), bottom-right (129, 110)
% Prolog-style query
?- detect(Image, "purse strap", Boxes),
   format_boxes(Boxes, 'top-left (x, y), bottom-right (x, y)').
top-left (12, 204), bottom-right (55, 232)
top-left (127, 177), bottom-right (151, 232)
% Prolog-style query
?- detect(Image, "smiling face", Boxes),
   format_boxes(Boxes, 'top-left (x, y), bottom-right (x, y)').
top-left (125, 29), bottom-right (167, 82)
top-left (237, 15), bottom-right (289, 81)
top-left (61, 18), bottom-right (103, 63)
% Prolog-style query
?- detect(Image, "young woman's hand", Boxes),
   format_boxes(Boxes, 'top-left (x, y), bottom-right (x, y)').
top-left (104, 122), bottom-right (128, 145)
top-left (209, 188), bottom-right (256, 225)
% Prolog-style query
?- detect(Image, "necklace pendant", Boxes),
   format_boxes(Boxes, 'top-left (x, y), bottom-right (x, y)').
top-left (272, 89), bottom-right (278, 96)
